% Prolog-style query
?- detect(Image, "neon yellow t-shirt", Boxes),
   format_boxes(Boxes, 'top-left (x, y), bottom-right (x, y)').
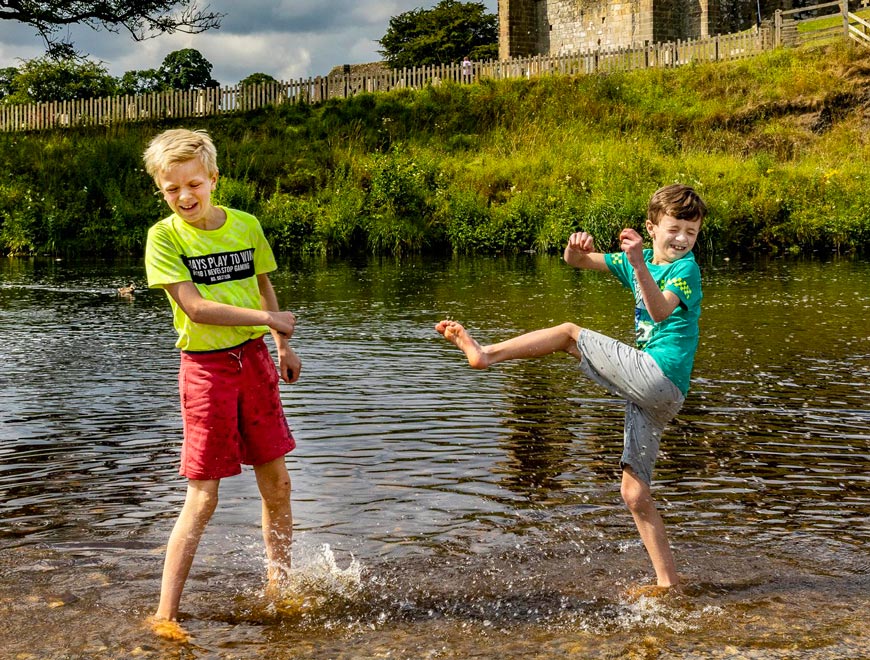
top-left (145, 206), bottom-right (278, 351)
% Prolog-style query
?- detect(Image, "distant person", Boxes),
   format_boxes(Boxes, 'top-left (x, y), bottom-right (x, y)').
top-left (142, 128), bottom-right (301, 633)
top-left (461, 56), bottom-right (473, 83)
top-left (436, 184), bottom-right (706, 593)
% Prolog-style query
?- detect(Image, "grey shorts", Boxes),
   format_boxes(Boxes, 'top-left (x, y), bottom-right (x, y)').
top-left (576, 329), bottom-right (684, 485)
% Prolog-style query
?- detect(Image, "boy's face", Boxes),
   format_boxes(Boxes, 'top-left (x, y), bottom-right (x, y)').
top-left (646, 214), bottom-right (700, 264)
top-left (156, 158), bottom-right (218, 229)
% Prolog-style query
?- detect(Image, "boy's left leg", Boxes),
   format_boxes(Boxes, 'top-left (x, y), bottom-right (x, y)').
top-left (253, 456), bottom-right (293, 586)
top-left (621, 467), bottom-right (678, 587)
top-left (576, 330), bottom-right (683, 588)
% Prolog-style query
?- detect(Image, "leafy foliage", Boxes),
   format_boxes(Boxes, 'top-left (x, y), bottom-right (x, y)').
top-left (0, 67), bottom-right (17, 100)
top-left (116, 68), bottom-right (163, 95)
top-left (158, 48), bottom-right (218, 90)
top-left (2, 48), bottom-right (218, 103)
top-left (378, 0), bottom-right (497, 69)
top-left (0, 43), bottom-right (868, 257)
top-left (239, 73), bottom-right (279, 87)
top-left (5, 56), bottom-right (116, 102)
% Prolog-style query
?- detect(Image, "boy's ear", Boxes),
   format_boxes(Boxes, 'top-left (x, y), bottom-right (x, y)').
top-left (645, 219), bottom-right (656, 236)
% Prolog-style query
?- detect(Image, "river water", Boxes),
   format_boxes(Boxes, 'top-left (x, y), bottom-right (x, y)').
top-left (0, 254), bottom-right (868, 659)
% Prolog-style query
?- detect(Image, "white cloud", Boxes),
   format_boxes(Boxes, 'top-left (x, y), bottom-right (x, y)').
top-left (0, 0), bottom-right (498, 84)
top-left (187, 31), bottom-right (314, 83)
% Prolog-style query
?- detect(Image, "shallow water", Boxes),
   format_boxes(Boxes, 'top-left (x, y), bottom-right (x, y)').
top-left (0, 254), bottom-right (868, 659)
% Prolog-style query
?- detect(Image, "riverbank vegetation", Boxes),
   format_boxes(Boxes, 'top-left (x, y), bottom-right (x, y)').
top-left (1, 42), bottom-right (868, 258)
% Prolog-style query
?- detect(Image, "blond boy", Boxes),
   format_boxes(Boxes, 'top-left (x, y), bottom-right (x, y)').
top-left (143, 128), bottom-right (300, 623)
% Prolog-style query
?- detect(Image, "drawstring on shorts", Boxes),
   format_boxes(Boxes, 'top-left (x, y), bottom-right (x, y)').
top-left (227, 346), bottom-right (244, 372)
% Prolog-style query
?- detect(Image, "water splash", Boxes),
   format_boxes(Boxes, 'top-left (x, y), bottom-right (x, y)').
top-left (615, 593), bottom-right (714, 634)
top-left (267, 542), bottom-right (362, 616)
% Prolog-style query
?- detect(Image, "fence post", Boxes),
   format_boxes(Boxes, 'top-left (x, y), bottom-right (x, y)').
top-left (774, 10), bottom-right (782, 47)
top-left (841, 0), bottom-right (849, 40)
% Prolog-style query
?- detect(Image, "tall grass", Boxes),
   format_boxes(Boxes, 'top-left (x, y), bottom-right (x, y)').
top-left (0, 42), bottom-right (867, 257)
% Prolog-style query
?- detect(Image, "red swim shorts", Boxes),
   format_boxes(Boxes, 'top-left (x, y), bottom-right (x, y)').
top-left (178, 336), bottom-right (295, 480)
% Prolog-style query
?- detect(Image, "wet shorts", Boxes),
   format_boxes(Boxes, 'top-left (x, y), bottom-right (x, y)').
top-left (178, 336), bottom-right (295, 480)
top-left (576, 329), bottom-right (684, 485)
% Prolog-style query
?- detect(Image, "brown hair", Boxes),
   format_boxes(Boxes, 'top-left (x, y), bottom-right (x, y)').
top-left (142, 128), bottom-right (218, 183)
top-left (647, 184), bottom-right (707, 225)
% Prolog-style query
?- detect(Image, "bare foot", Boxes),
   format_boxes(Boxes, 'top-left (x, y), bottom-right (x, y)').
top-left (264, 569), bottom-right (291, 601)
top-left (434, 320), bottom-right (489, 369)
top-left (624, 583), bottom-right (682, 601)
top-left (146, 615), bottom-right (190, 643)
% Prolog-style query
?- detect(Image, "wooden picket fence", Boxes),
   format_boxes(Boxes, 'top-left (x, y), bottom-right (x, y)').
top-left (1, 0), bottom-right (866, 133)
top-left (774, 0), bottom-right (870, 48)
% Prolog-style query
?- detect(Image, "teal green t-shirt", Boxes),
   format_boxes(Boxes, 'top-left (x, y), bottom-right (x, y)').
top-left (145, 206), bottom-right (277, 352)
top-left (604, 249), bottom-right (702, 396)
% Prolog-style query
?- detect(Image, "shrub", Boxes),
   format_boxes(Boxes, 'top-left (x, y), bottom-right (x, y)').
top-left (361, 147), bottom-right (441, 253)
top-left (214, 176), bottom-right (260, 214)
top-left (260, 192), bottom-right (317, 253)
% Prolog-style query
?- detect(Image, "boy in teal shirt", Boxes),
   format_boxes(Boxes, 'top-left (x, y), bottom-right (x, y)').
top-left (436, 184), bottom-right (706, 591)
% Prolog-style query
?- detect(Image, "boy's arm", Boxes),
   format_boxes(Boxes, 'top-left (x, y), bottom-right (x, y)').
top-left (257, 273), bottom-right (302, 384)
top-left (563, 231), bottom-right (609, 272)
top-left (163, 280), bottom-right (297, 336)
top-left (619, 228), bottom-right (681, 322)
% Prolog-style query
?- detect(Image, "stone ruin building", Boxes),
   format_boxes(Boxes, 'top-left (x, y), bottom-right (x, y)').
top-left (498, 0), bottom-right (815, 58)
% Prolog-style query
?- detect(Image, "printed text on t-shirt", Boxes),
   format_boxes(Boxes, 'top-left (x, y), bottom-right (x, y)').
top-left (182, 249), bottom-right (256, 285)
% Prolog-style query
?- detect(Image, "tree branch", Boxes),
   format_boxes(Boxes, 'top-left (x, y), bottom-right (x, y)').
top-left (0, 1), bottom-right (223, 54)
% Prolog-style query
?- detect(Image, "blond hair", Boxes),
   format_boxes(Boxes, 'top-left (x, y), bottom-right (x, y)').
top-left (647, 184), bottom-right (707, 225)
top-left (142, 128), bottom-right (218, 182)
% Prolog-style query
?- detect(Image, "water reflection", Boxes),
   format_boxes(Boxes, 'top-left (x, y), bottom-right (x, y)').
top-left (1, 254), bottom-right (869, 658)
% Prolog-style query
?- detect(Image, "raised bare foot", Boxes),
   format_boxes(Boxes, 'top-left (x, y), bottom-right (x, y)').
top-left (434, 320), bottom-right (489, 369)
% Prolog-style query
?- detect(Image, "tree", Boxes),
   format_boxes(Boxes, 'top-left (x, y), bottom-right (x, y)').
top-left (158, 48), bottom-right (217, 90)
top-left (5, 56), bottom-right (116, 103)
top-left (116, 69), bottom-right (164, 95)
top-left (378, 0), bottom-right (497, 69)
top-left (0, 67), bottom-right (18, 100)
top-left (238, 72), bottom-right (280, 110)
top-left (0, 1), bottom-right (223, 58)
top-left (239, 73), bottom-right (278, 87)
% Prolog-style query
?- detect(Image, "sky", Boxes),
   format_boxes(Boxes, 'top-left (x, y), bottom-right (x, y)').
top-left (0, 1), bottom-right (499, 86)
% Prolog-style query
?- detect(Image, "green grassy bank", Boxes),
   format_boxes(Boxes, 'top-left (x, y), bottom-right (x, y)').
top-left (1, 42), bottom-right (868, 258)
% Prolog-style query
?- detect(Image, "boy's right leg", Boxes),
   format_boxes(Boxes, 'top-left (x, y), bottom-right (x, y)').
top-left (155, 479), bottom-right (220, 621)
top-left (435, 320), bottom-right (582, 368)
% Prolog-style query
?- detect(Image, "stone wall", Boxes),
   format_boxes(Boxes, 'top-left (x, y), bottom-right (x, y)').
top-left (542, 0), bottom-right (655, 55)
top-left (499, 0), bottom-right (805, 57)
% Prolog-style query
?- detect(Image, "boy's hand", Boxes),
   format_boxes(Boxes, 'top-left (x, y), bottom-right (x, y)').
top-left (563, 231), bottom-right (608, 271)
top-left (269, 310), bottom-right (296, 338)
top-left (619, 228), bottom-right (645, 267)
top-left (566, 231), bottom-right (595, 254)
top-left (278, 344), bottom-right (301, 384)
